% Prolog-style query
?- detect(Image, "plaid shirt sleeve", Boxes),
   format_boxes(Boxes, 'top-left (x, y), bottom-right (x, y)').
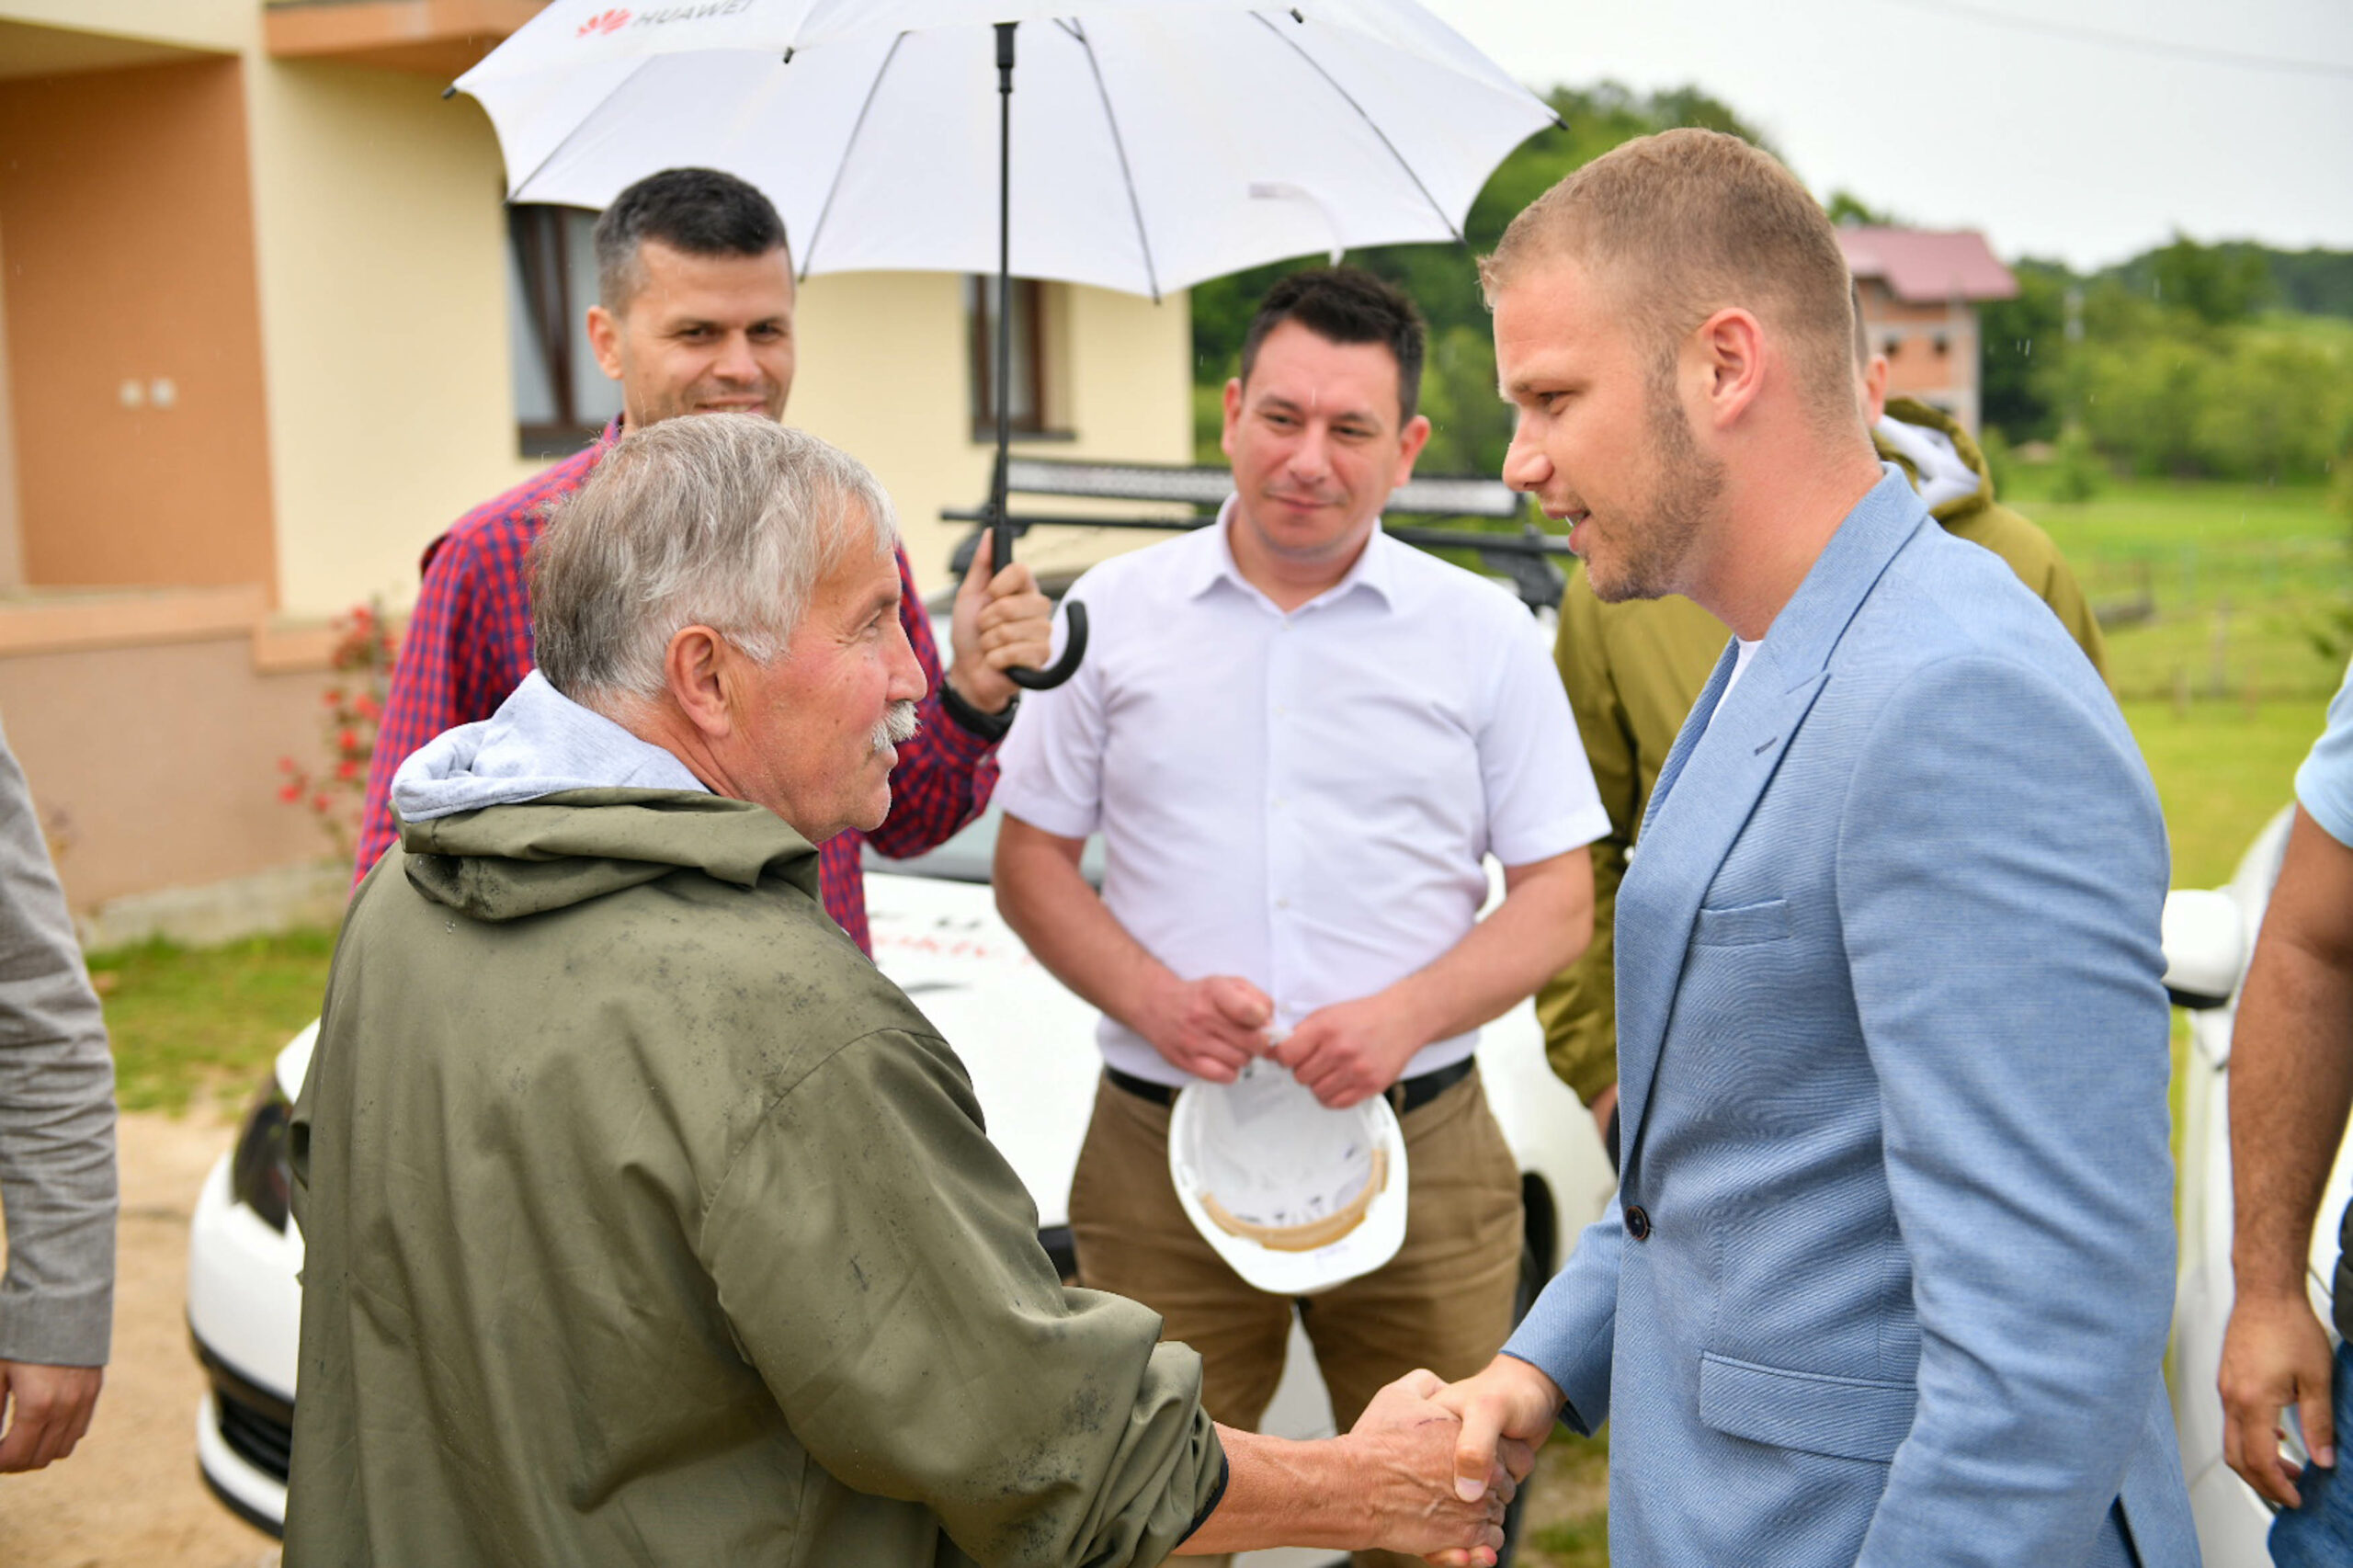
top-left (863, 545), bottom-right (1001, 859)
top-left (354, 448), bottom-right (596, 886)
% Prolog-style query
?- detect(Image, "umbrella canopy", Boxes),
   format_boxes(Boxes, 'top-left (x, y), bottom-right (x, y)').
top-left (456, 0), bottom-right (1557, 299)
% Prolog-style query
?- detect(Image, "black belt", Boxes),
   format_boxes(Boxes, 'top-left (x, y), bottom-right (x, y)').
top-left (1107, 1056), bottom-right (1476, 1116)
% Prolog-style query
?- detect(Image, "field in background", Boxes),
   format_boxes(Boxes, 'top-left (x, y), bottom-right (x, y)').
top-left (2011, 474), bottom-right (2347, 709)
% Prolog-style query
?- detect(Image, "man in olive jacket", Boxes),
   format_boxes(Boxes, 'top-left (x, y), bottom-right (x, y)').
top-left (286, 415), bottom-right (1515, 1568)
top-left (1539, 355), bottom-right (2109, 1150)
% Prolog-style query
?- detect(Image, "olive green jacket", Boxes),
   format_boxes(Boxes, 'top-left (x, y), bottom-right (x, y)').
top-left (287, 790), bottom-right (1222, 1567)
top-left (1538, 402), bottom-right (2109, 1105)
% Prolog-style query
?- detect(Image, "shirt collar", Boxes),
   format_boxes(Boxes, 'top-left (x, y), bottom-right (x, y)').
top-left (1184, 495), bottom-right (1396, 613)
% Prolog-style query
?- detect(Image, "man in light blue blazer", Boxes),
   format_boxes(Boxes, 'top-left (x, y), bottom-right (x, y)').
top-left (1440, 130), bottom-right (2198, 1566)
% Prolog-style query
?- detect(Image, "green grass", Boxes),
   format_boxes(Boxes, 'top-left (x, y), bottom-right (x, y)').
top-left (2007, 474), bottom-right (2350, 705)
top-left (2123, 695), bottom-right (2325, 888)
top-left (90, 928), bottom-right (337, 1115)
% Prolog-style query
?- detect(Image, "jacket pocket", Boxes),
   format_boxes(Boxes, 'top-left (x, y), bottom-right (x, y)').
top-left (1691, 897), bottom-right (1790, 947)
top-left (1698, 1351), bottom-right (1915, 1463)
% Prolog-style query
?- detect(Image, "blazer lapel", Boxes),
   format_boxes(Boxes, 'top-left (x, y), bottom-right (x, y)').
top-left (1612, 470), bottom-right (1935, 1164)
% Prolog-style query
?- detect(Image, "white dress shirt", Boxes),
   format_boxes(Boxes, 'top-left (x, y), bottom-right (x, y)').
top-left (996, 502), bottom-right (1608, 1087)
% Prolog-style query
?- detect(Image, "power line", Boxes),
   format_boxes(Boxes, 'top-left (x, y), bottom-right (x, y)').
top-left (1881, 0), bottom-right (2353, 80)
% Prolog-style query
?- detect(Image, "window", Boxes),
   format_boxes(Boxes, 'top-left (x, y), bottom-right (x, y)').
top-left (966, 275), bottom-right (1054, 439)
top-left (507, 205), bottom-right (625, 457)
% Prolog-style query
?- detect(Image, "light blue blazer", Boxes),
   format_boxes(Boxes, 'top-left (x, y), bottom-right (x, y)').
top-left (1507, 470), bottom-right (2198, 1567)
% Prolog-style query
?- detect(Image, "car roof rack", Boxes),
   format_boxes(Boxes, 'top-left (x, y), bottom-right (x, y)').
top-left (944, 456), bottom-right (1570, 612)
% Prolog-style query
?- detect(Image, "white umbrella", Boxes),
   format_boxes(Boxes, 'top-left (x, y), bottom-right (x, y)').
top-left (455, 0), bottom-right (1557, 685)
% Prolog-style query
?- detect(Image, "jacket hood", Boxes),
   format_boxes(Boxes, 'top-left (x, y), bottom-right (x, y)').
top-left (385, 672), bottom-right (815, 922)
top-left (1874, 396), bottom-right (1994, 522)
top-left (392, 669), bottom-right (709, 824)
top-left (398, 790), bottom-right (819, 922)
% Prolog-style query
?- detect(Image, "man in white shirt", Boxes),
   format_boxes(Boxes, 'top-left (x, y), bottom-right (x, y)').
top-left (995, 267), bottom-right (1605, 1568)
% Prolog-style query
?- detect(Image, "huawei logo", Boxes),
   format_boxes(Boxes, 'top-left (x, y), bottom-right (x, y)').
top-left (577, 8), bottom-right (631, 37)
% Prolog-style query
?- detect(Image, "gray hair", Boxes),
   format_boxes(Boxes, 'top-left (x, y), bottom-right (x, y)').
top-left (530, 415), bottom-right (899, 706)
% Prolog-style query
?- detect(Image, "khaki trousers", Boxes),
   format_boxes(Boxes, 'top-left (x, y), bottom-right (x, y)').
top-left (1069, 1069), bottom-right (1524, 1568)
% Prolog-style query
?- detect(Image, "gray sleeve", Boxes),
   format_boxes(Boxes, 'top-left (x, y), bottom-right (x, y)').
top-left (0, 716), bottom-right (118, 1367)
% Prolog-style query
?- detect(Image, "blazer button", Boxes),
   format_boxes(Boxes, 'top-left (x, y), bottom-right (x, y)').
top-left (1624, 1205), bottom-right (1652, 1241)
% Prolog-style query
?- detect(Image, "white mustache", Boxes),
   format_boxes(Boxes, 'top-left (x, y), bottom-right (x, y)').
top-left (871, 700), bottom-right (919, 753)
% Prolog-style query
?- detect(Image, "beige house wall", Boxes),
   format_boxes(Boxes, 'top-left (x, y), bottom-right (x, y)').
top-left (0, 623), bottom-right (333, 914)
top-left (243, 60), bottom-right (535, 619)
top-left (793, 273), bottom-right (1192, 597)
top-left (0, 0), bottom-right (250, 54)
top-left (0, 216), bottom-right (20, 590)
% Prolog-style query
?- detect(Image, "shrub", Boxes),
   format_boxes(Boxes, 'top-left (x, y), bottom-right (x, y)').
top-left (277, 602), bottom-right (397, 860)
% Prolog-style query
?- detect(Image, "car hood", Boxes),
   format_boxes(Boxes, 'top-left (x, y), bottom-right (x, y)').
top-left (865, 869), bottom-right (1101, 1229)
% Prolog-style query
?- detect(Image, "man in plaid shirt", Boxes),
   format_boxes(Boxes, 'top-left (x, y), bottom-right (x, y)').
top-left (358, 169), bottom-right (1050, 953)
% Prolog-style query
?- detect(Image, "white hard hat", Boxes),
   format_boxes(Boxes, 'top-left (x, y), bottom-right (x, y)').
top-left (1168, 1057), bottom-right (1408, 1296)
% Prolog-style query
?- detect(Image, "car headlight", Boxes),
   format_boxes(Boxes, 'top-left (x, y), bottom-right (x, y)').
top-left (229, 1074), bottom-right (293, 1233)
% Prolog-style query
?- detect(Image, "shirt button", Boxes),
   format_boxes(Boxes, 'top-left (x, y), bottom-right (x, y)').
top-left (1275, 896), bottom-right (1290, 910)
top-left (1624, 1205), bottom-right (1652, 1242)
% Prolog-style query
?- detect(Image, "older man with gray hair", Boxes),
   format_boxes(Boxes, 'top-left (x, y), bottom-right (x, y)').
top-left (285, 415), bottom-right (1518, 1568)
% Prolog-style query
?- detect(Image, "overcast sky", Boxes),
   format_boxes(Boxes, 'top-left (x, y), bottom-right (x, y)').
top-left (1435, 0), bottom-right (2353, 270)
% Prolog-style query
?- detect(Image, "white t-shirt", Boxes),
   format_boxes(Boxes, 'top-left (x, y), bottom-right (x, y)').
top-left (995, 503), bottom-right (1609, 1086)
top-left (1710, 637), bottom-right (1766, 727)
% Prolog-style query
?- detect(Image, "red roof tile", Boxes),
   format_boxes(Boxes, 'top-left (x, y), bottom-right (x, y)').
top-left (1836, 227), bottom-right (2018, 302)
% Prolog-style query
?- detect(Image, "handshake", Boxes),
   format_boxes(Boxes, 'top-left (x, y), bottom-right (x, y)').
top-left (1191, 1356), bottom-right (1568, 1565)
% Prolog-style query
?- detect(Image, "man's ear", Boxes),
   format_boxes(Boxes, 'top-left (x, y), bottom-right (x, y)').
top-left (1862, 353), bottom-right (1891, 426)
top-left (1219, 377), bottom-right (1244, 461)
top-left (1690, 307), bottom-right (1767, 429)
top-left (664, 626), bottom-right (734, 740)
top-left (586, 303), bottom-right (626, 384)
top-left (1392, 412), bottom-right (1433, 488)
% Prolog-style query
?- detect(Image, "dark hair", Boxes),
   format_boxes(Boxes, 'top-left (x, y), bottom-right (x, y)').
top-left (593, 167), bottom-right (790, 312)
top-left (1237, 267), bottom-right (1427, 424)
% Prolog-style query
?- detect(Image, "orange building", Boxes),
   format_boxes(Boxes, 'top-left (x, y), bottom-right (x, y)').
top-left (0, 0), bottom-right (1193, 938)
top-left (1836, 226), bottom-right (2018, 436)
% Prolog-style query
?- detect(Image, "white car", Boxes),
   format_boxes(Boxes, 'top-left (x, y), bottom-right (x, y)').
top-left (2165, 805), bottom-right (2353, 1566)
top-left (188, 801), bottom-right (1616, 1558)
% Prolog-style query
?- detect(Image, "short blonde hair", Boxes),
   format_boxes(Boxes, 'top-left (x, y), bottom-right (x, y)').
top-left (1482, 129), bottom-right (1859, 426)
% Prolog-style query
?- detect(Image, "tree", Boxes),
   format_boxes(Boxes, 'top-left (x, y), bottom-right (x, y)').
top-left (1978, 260), bottom-right (2071, 443)
top-left (2136, 233), bottom-right (2275, 327)
top-left (1825, 190), bottom-right (1898, 227)
top-left (1188, 82), bottom-right (1778, 483)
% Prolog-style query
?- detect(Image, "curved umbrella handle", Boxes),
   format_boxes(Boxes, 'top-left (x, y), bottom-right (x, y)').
top-left (1007, 601), bottom-right (1087, 691)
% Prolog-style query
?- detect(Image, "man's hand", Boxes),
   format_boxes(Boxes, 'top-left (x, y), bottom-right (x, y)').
top-left (2221, 1289), bottom-right (2338, 1506)
top-left (1345, 1370), bottom-right (1528, 1567)
top-left (0, 1360), bottom-right (102, 1472)
top-left (946, 534), bottom-right (1053, 715)
top-left (1139, 973), bottom-right (1273, 1083)
top-left (1274, 994), bottom-right (1426, 1108)
top-left (1433, 1353), bottom-right (1563, 1511)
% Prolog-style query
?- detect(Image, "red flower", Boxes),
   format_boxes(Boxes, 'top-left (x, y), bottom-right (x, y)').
top-left (312, 794), bottom-right (333, 813)
top-left (338, 728), bottom-right (360, 752)
top-left (278, 756), bottom-right (298, 774)
top-left (278, 782), bottom-right (302, 803)
top-left (323, 687), bottom-right (344, 707)
top-left (335, 759), bottom-right (358, 781)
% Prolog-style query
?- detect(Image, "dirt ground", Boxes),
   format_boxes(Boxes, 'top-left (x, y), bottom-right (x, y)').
top-left (0, 1109), bottom-right (279, 1568)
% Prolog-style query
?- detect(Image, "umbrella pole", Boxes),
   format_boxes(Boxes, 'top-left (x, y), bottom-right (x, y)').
top-left (989, 21), bottom-right (1015, 587)
top-left (990, 19), bottom-right (1086, 691)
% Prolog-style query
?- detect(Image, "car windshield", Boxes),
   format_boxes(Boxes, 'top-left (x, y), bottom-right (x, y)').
top-left (862, 801), bottom-right (1107, 888)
